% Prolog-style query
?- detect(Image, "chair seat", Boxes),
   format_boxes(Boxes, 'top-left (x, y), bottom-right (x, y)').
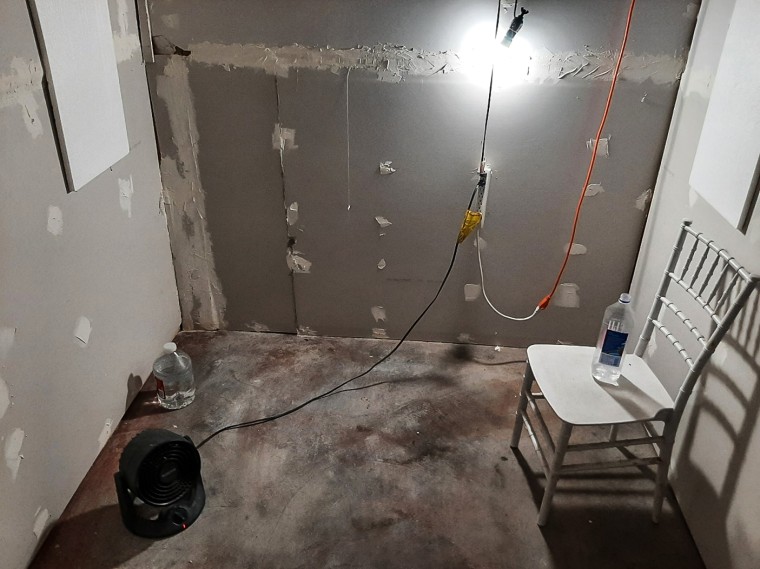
top-left (527, 345), bottom-right (675, 426)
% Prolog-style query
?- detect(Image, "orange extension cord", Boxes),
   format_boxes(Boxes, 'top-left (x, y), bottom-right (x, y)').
top-left (538, 0), bottom-right (637, 310)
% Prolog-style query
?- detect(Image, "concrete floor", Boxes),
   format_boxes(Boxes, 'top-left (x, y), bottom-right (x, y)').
top-left (31, 332), bottom-right (705, 569)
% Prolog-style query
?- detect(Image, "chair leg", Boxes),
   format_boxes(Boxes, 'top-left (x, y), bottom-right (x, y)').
top-left (609, 424), bottom-right (619, 442)
top-left (537, 421), bottom-right (572, 526)
top-left (510, 362), bottom-right (534, 449)
top-left (652, 438), bottom-right (674, 523)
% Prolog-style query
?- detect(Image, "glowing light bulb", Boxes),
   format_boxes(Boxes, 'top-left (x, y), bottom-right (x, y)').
top-left (459, 22), bottom-right (533, 87)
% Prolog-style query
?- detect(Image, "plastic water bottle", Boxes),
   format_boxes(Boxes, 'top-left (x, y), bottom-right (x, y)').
top-left (592, 293), bottom-right (635, 385)
top-left (153, 342), bottom-right (196, 410)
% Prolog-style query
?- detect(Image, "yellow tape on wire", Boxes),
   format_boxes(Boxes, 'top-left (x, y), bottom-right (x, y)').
top-left (457, 210), bottom-right (482, 244)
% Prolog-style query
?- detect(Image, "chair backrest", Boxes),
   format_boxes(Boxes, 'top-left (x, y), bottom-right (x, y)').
top-left (634, 220), bottom-right (760, 421)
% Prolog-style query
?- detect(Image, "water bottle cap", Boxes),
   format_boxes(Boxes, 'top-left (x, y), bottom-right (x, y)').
top-left (163, 342), bottom-right (178, 354)
top-left (619, 293), bottom-right (632, 304)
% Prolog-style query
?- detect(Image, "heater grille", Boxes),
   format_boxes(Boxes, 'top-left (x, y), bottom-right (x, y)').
top-left (137, 441), bottom-right (200, 506)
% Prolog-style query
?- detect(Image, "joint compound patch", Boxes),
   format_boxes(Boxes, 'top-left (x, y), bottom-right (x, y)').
top-left (375, 216), bottom-right (392, 228)
top-left (372, 328), bottom-right (389, 339)
top-left (33, 508), bottom-right (50, 539)
top-left (0, 57), bottom-right (44, 138)
top-left (565, 243), bottom-right (588, 255)
top-left (287, 250), bottom-right (312, 273)
top-left (4, 428), bottom-right (24, 480)
top-left (272, 124), bottom-right (298, 152)
top-left (297, 325), bottom-right (317, 336)
top-left (464, 284), bottom-right (481, 302)
top-left (554, 283), bottom-right (581, 308)
top-left (47, 206), bottom-right (63, 236)
top-left (244, 322), bottom-right (270, 333)
top-left (586, 137), bottom-right (610, 157)
top-left (118, 176), bottom-right (134, 218)
top-left (0, 327), bottom-right (16, 360)
top-left (457, 333), bottom-right (474, 343)
top-left (97, 419), bottom-right (113, 451)
top-left (286, 202), bottom-right (299, 226)
top-left (74, 316), bottom-right (92, 345)
top-left (379, 161), bottom-right (396, 175)
top-left (635, 189), bottom-right (653, 211)
top-left (112, 0), bottom-right (141, 63)
top-left (0, 374), bottom-right (10, 419)
top-left (585, 183), bottom-right (605, 197)
top-left (475, 236), bottom-right (487, 250)
top-left (371, 306), bottom-right (386, 323)
top-left (377, 258), bottom-right (387, 270)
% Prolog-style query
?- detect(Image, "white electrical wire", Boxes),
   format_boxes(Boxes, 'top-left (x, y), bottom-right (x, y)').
top-left (476, 229), bottom-right (540, 321)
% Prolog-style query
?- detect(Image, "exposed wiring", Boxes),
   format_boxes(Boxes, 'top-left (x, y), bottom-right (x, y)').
top-left (538, 0), bottom-right (637, 310)
top-left (479, 0), bottom-right (504, 165)
top-left (195, 187), bottom-right (481, 449)
top-left (476, 229), bottom-right (539, 321)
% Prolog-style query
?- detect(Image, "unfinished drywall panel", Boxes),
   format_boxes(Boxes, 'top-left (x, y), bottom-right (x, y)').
top-left (147, 0), bottom-right (696, 346)
top-left (0, 1), bottom-right (179, 567)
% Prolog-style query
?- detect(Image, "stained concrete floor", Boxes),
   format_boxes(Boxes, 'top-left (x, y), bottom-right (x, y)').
top-left (31, 332), bottom-right (705, 569)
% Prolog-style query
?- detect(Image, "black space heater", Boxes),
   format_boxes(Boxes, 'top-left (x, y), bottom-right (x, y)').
top-left (115, 429), bottom-right (205, 538)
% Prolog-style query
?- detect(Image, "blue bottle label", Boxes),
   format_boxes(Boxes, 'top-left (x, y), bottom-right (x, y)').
top-left (600, 330), bottom-right (628, 366)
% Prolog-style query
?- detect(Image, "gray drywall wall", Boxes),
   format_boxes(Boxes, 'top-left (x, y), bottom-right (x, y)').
top-left (148, 0), bottom-right (697, 345)
top-left (630, 1), bottom-right (760, 567)
top-left (0, 1), bottom-right (180, 567)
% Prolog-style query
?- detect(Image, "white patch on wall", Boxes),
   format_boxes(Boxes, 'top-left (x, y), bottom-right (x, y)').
top-left (375, 216), bottom-right (392, 228)
top-left (0, 374), bottom-right (10, 420)
top-left (586, 136), bottom-right (610, 157)
top-left (32, 507), bottom-right (50, 540)
top-left (4, 428), bottom-right (25, 481)
top-left (554, 283), bottom-right (580, 308)
top-left (74, 316), bottom-right (92, 345)
top-left (457, 333), bottom-right (474, 343)
top-left (379, 161), bottom-right (396, 175)
top-left (118, 176), bottom-right (134, 218)
top-left (377, 258), bottom-right (387, 270)
top-left (635, 188), bottom-right (653, 211)
top-left (286, 250), bottom-right (312, 273)
top-left (564, 243), bottom-right (588, 255)
top-left (684, 2), bottom-right (699, 18)
top-left (46, 206), bottom-right (63, 236)
top-left (464, 284), bottom-right (481, 301)
top-left (0, 327), bottom-right (16, 360)
top-left (286, 202), bottom-right (299, 226)
top-left (0, 58), bottom-right (44, 138)
top-left (475, 235), bottom-right (487, 250)
top-left (297, 325), bottom-right (317, 336)
top-left (371, 306), bottom-right (386, 323)
top-left (272, 124), bottom-right (298, 152)
top-left (585, 183), bottom-right (605, 197)
top-left (372, 328), bottom-right (389, 339)
top-left (112, 0), bottom-right (141, 63)
top-left (97, 418), bottom-right (113, 451)
top-left (161, 13), bottom-right (180, 29)
top-left (244, 322), bottom-right (270, 333)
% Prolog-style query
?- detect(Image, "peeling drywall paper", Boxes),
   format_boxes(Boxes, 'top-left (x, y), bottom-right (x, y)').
top-left (586, 137), bottom-right (610, 157)
top-left (46, 206), bottom-right (63, 236)
top-left (377, 258), bottom-right (386, 270)
top-left (0, 58), bottom-right (44, 138)
top-left (585, 183), bottom-right (605, 197)
top-left (372, 328), bottom-right (389, 339)
top-left (286, 250), bottom-right (312, 273)
top-left (286, 202), bottom-right (299, 226)
top-left (4, 428), bottom-right (24, 481)
top-left (375, 216), bottom-right (392, 228)
top-left (272, 123), bottom-right (298, 152)
top-left (464, 284), bottom-right (482, 302)
top-left (554, 283), bottom-right (581, 308)
top-left (112, 0), bottom-right (141, 63)
top-left (0, 374), bottom-right (10, 420)
top-left (0, 327), bottom-right (16, 360)
top-left (379, 161), bottom-right (396, 175)
top-left (297, 325), bottom-right (317, 336)
top-left (371, 306), bottom-right (387, 323)
top-left (32, 508), bottom-right (50, 540)
top-left (565, 243), bottom-right (588, 255)
top-left (74, 316), bottom-right (92, 345)
top-left (635, 188), bottom-right (653, 211)
top-left (118, 176), bottom-right (134, 218)
top-left (97, 419), bottom-right (113, 451)
top-left (156, 57), bottom-right (227, 330)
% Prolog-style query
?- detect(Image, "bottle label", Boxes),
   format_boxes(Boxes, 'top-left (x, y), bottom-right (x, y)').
top-left (600, 330), bottom-right (628, 367)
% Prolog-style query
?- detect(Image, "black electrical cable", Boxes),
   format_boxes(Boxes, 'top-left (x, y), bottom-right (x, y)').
top-left (479, 0), bottom-right (504, 164)
top-left (195, 187), bottom-right (480, 450)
